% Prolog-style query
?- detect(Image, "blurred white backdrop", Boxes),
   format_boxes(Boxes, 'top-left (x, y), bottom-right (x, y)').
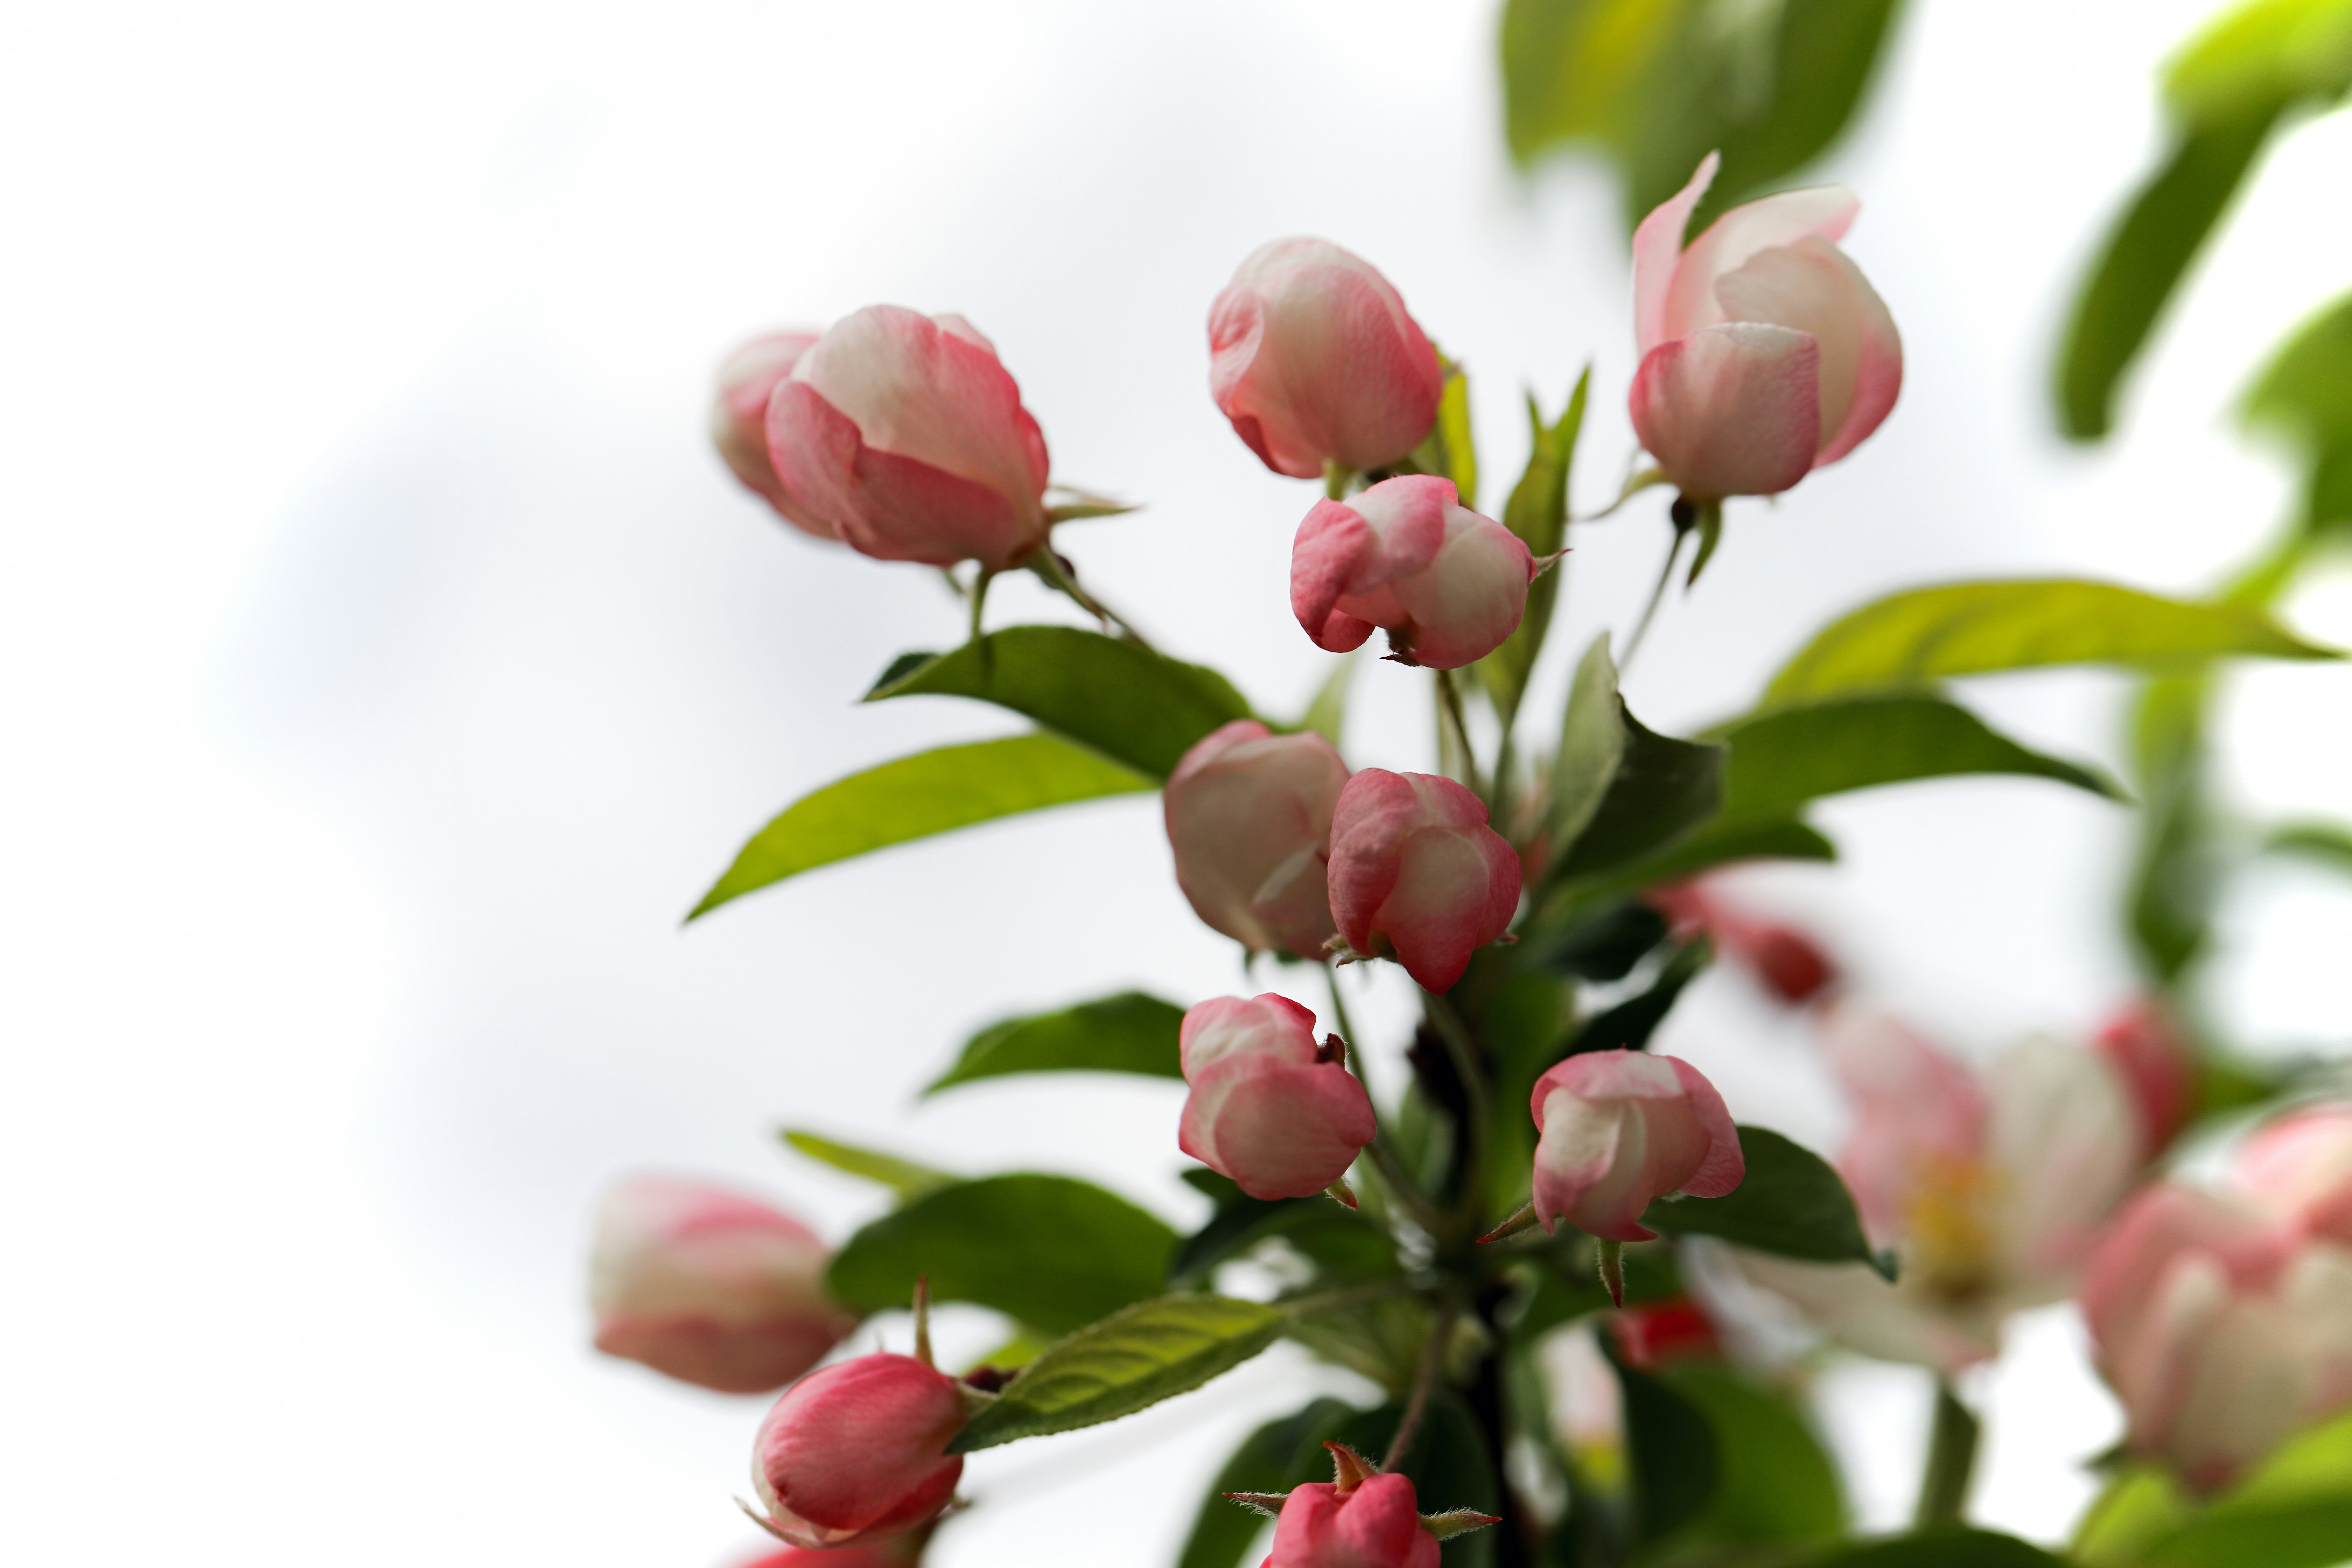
top-left (5, 1), bottom-right (2352, 1563)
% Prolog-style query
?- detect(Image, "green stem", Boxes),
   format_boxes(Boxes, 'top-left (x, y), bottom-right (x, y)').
top-left (1027, 547), bottom-right (1157, 651)
top-left (1384, 1295), bottom-right (1461, 1472)
top-left (1914, 1379), bottom-right (1981, 1527)
top-left (1324, 460), bottom-right (1354, 500)
top-left (967, 567), bottom-right (996, 647)
top-left (1619, 507), bottom-right (1693, 669)
top-left (1421, 991), bottom-right (1491, 1234)
top-left (1367, 1132), bottom-right (1446, 1237)
top-left (1436, 668), bottom-right (1485, 801)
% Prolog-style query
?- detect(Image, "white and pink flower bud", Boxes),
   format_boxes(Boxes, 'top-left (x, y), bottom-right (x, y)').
top-left (2234, 1103), bottom-right (2352, 1247)
top-left (1208, 238), bottom-right (1445, 479)
top-left (1163, 720), bottom-right (1351, 959)
top-left (1327, 769), bottom-right (1520, 992)
top-left (2080, 1182), bottom-right (2352, 1490)
top-left (1266, 1470), bottom-right (1440, 1568)
top-left (764, 305), bottom-right (1051, 569)
top-left (588, 1175), bottom-right (856, 1395)
top-left (1528, 1050), bottom-right (1744, 1241)
top-left (740, 1545), bottom-right (917, 1568)
top-left (1628, 153), bottom-right (1901, 502)
top-left (712, 331), bottom-right (837, 540)
top-left (1178, 994), bottom-right (1377, 1200)
top-left (2095, 999), bottom-right (2197, 1160)
top-left (1290, 476), bottom-right (1537, 670)
top-left (748, 1352), bottom-right (966, 1548)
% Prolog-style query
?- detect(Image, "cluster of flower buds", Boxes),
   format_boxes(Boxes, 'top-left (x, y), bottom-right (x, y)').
top-left (2081, 1103), bottom-right (2352, 1489)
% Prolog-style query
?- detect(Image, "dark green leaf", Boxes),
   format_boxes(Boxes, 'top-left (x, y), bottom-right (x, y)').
top-left (1549, 634), bottom-right (1631, 849)
top-left (1529, 899), bottom-right (1671, 982)
top-left (1409, 354), bottom-right (1480, 507)
top-left (1332, 1396), bottom-right (1500, 1567)
top-left (1509, 1240), bottom-right (1682, 1337)
top-left (1178, 1398), bottom-right (1360, 1568)
top-left (865, 625), bottom-right (1255, 778)
top-left (1714, 693), bottom-right (2126, 820)
top-left (1553, 649), bottom-right (1724, 881)
top-left (1609, 1340), bottom-right (1721, 1547)
top-left (924, 990), bottom-right (1185, 1096)
top-left (2246, 290), bottom-right (2352, 541)
top-left (827, 1173), bottom-right (1178, 1335)
top-left (947, 1294), bottom-right (1286, 1452)
top-left (1665, 1365), bottom-right (1846, 1549)
top-left (1803, 1529), bottom-right (2066, 1568)
top-left (1591, 814), bottom-right (1838, 897)
top-left (689, 734), bottom-right (1152, 918)
top-left (779, 1130), bottom-right (955, 1200)
top-left (1641, 1126), bottom-right (1891, 1277)
top-left (2127, 672), bottom-right (2220, 984)
top-left (1549, 941), bottom-right (1707, 1065)
top-left (1480, 369), bottom-right (1589, 722)
top-left (1763, 579), bottom-right (2336, 706)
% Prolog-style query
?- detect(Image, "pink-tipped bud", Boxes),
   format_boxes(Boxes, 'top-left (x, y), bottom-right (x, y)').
top-left (748, 1353), bottom-right (966, 1549)
top-left (588, 1175), bottom-right (856, 1395)
top-left (2233, 1102), bottom-right (2352, 1247)
top-left (1290, 476), bottom-right (1536, 670)
top-left (1266, 1470), bottom-right (1441, 1568)
top-left (1208, 238), bottom-right (1444, 479)
top-left (1178, 994), bottom-right (1378, 1200)
top-left (1528, 1051), bottom-right (1744, 1241)
top-left (1163, 720), bottom-right (1351, 959)
top-left (1628, 153), bottom-right (1901, 502)
top-left (2095, 999), bottom-right (2197, 1160)
top-left (1647, 880), bottom-right (1837, 1004)
top-left (1327, 769), bottom-right (1520, 993)
top-left (712, 331), bottom-right (837, 539)
top-left (764, 306), bottom-right (1051, 569)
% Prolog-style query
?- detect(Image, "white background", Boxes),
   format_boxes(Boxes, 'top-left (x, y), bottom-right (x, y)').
top-left (5, 1), bottom-right (2351, 1563)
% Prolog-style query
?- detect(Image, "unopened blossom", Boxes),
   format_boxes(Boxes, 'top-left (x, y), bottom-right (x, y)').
top-left (1628, 152), bottom-right (1902, 501)
top-left (2233, 1102), bottom-right (2352, 1244)
top-left (1209, 237), bottom-right (1444, 479)
top-left (2080, 1174), bottom-right (2352, 1489)
top-left (1528, 1050), bottom-right (1744, 1241)
top-left (1178, 994), bottom-right (1376, 1200)
top-left (739, 1545), bottom-right (918, 1568)
top-left (749, 1353), bottom-right (966, 1549)
top-left (1164, 721), bottom-right (1350, 958)
top-left (765, 305), bottom-right (1050, 568)
top-left (1327, 769), bottom-right (1520, 992)
top-left (2095, 998), bottom-right (2197, 1160)
top-left (1648, 880), bottom-right (1837, 1004)
top-left (1290, 476), bottom-right (1536, 670)
top-left (1264, 1447), bottom-right (1443, 1568)
top-left (588, 1175), bottom-right (855, 1394)
top-left (712, 331), bottom-right (836, 539)
top-left (1734, 1007), bottom-right (2138, 1373)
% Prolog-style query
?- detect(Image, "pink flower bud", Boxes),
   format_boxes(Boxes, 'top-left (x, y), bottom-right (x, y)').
top-left (765, 306), bottom-right (1051, 569)
top-left (748, 1353), bottom-right (966, 1549)
top-left (588, 1175), bottom-right (856, 1394)
top-left (1628, 152), bottom-right (1902, 502)
top-left (1290, 476), bottom-right (1537, 670)
top-left (739, 1546), bottom-right (916, 1568)
top-left (1528, 1050), bottom-right (1744, 1241)
top-left (1178, 994), bottom-right (1377, 1200)
top-left (1647, 881), bottom-right (1836, 1004)
top-left (1610, 1296), bottom-right (1720, 1370)
top-left (712, 332), bottom-right (837, 540)
top-left (1265, 1470), bottom-right (1440, 1568)
top-left (1208, 238), bottom-right (1444, 479)
top-left (2095, 999), bottom-right (2197, 1159)
top-left (2080, 1183), bottom-right (2352, 1489)
top-left (1327, 769), bottom-right (1520, 992)
top-left (2233, 1103), bottom-right (2352, 1247)
top-left (1164, 720), bottom-right (1350, 959)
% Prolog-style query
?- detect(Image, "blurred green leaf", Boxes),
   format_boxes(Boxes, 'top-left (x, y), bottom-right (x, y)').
top-left (1480, 370), bottom-right (1589, 723)
top-left (1550, 633), bottom-right (1631, 848)
top-left (924, 990), bottom-right (1185, 1096)
top-left (779, 1130), bottom-right (955, 1200)
top-left (1548, 940), bottom-right (1708, 1067)
top-left (1178, 1397), bottom-right (1360, 1568)
top-left (1170, 1171), bottom-right (1399, 1287)
top-left (1715, 693), bottom-right (2126, 819)
top-left (1552, 638), bottom-right (1724, 881)
top-left (1609, 1340), bottom-right (1721, 1547)
top-left (2245, 289), bottom-right (2352, 541)
top-left (1588, 815), bottom-right (1837, 900)
top-left (2127, 672), bottom-right (2220, 984)
top-left (867, 625), bottom-right (1254, 778)
top-left (1299, 651), bottom-right (1358, 749)
top-left (2166, 0), bottom-right (2352, 125)
top-left (1763, 580), bottom-right (2336, 706)
top-left (1640, 1126), bottom-right (1891, 1276)
top-left (2076, 1408), bottom-right (2352, 1567)
top-left (689, 733), bottom-right (1152, 918)
top-left (2264, 820), bottom-right (2352, 873)
top-left (1802, 1530), bottom-right (2066, 1567)
top-left (828, 1173), bottom-right (1177, 1335)
top-left (1409, 354), bottom-right (1480, 507)
top-left (1501, 0), bottom-right (1908, 230)
top-left (1663, 1364), bottom-right (1846, 1552)
top-left (949, 1293), bottom-right (1286, 1452)
top-left (2075, 1466), bottom-right (2195, 1567)
top-left (1528, 898), bottom-right (1673, 982)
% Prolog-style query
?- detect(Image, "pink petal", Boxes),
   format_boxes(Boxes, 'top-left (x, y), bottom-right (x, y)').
top-left (1338, 475), bottom-right (1453, 589)
top-left (1376, 824), bottom-right (1517, 992)
top-left (1179, 993), bottom-right (1320, 1078)
top-left (1326, 770), bottom-right (1424, 955)
top-left (1628, 324), bottom-right (1820, 501)
top-left (1632, 152), bottom-right (1719, 358)
top-left (1291, 500), bottom-right (1374, 649)
top-left (1666, 1056), bottom-right (1745, 1198)
top-left (1713, 235), bottom-right (1902, 463)
top-left (767, 380), bottom-right (1035, 568)
top-left (1387, 507), bottom-right (1535, 670)
top-left (1184, 1055), bottom-right (1375, 1199)
top-left (1665, 182), bottom-right (1860, 344)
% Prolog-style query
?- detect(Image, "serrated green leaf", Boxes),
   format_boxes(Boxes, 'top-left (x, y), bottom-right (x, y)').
top-left (865, 625), bottom-right (1254, 779)
top-left (827, 1173), bottom-right (1178, 1335)
top-left (1665, 1365), bottom-right (1846, 1550)
top-left (1714, 693), bottom-right (2126, 820)
top-left (1763, 580), bottom-right (2336, 706)
top-left (1801, 1529), bottom-right (2066, 1568)
top-left (689, 734), bottom-right (1152, 918)
top-left (1640, 1126), bottom-right (1889, 1276)
top-left (779, 1130), bottom-right (955, 1200)
top-left (947, 1294), bottom-right (1286, 1452)
top-left (1178, 1398), bottom-right (1360, 1568)
top-left (924, 990), bottom-right (1186, 1096)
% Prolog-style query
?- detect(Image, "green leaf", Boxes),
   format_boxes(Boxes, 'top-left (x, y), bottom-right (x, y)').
top-left (689, 733), bottom-right (1153, 918)
top-left (923, 990), bottom-right (1185, 1096)
top-left (864, 625), bottom-right (1254, 779)
top-left (779, 1130), bottom-right (956, 1200)
top-left (1664, 1364), bottom-right (1846, 1550)
top-left (2080, 1409), bottom-right (2352, 1568)
top-left (2074, 1465), bottom-right (2194, 1567)
top-left (1802, 1529), bottom-right (2066, 1568)
top-left (947, 1293), bottom-right (1286, 1452)
top-left (827, 1173), bottom-right (1178, 1335)
top-left (1409, 354), bottom-right (1480, 507)
top-left (1640, 1126), bottom-right (1892, 1277)
top-left (2264, 820), bottom-right (2352, 874)
top-left (1549, 633), bottom-right (1630, 848)
top-left (1528, 899), bottom-right (1671, 982)
top-left (1178, 1398), bottom-right (1360, 1568)
top-left (1480, 370), bottom-right (1589, 722)
top-left (2128, 672), bottom-right (2221, 984)
top-left (2166, 0), bottom-right (2352, 126)
top-left (1763, 579), bottom-right (2336, 706)
top-left (1609, 1339), bottom-right (1721, 1547)
top-left (1547, 940), bottom-right (1707, 1066)
top-left (1299, 652), bottom-right (1358, 749)
top-left (2245, 289), bottom-right (2352, 542)
top-left (1550, 639), bottom-right (1724, 882)
top-left (1597, 814), bottom-right (1838, 895)
top-left (1714, 693), bottom-right (2126, 820)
